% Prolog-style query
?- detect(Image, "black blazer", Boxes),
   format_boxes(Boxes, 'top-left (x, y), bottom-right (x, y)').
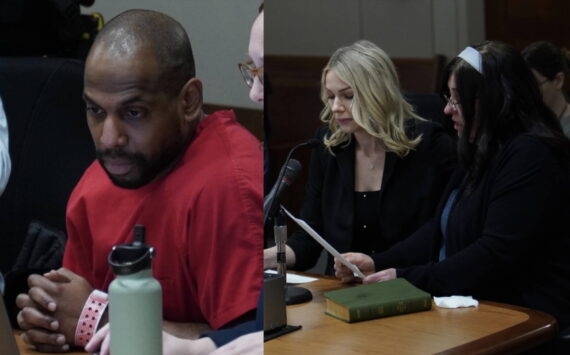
top-left (373, 135), bottom-right (570, 329)
top-left (287, 120), bottom-right (456, 273)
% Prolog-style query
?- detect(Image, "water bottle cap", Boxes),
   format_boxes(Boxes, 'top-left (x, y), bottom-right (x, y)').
top-left (108, 225), bottom-right (156, 275)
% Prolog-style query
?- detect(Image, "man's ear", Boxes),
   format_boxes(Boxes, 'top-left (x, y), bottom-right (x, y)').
top-left (553, 72), bottom-right (565, 90)
top-left (179, 78), bottom-right (203, 123)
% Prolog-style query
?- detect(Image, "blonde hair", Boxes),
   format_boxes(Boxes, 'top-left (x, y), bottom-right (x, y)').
top-left (321, 40), bottom-right (424, 157)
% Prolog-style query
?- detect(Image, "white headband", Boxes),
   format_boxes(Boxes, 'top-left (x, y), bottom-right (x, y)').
top-left (458, 47), bottom-right (483, 74)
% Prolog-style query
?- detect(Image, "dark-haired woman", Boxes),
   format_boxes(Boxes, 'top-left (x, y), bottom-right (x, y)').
top-left (523, 41), bottom-right (570, 137)
top-left (337, 41), bottom-right (570, 352)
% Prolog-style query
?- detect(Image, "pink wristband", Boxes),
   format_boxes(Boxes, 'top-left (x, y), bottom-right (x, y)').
top-left (75, 290), bottom-right (108, 347)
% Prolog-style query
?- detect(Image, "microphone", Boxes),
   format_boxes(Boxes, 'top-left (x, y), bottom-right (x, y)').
top-left (298, 138), bottom-right (319, 151)
top-left (264, 138), bottom-right (319, 226)
top-left (265, 137), bottom-right (319, 306)
top-left (264, 159), bottom-right (301, 226)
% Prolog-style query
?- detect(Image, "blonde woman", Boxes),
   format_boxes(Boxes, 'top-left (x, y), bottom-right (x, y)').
top-left (264, 40), bottom-right (455, 275)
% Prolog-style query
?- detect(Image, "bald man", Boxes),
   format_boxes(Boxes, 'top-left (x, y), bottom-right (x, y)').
top-left (16, 9), bottom-right (262, 352)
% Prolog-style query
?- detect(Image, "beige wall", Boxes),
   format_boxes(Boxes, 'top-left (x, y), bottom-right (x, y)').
top-left (84, 0), bottom-right (485, 106)
top-left (83, 0), bottom-right (262, 109)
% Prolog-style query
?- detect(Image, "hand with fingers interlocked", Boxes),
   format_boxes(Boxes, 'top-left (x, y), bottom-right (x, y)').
top-left (16, 268), bottom-right (95, 352)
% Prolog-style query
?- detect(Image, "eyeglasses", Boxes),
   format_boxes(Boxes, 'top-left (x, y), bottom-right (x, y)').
top-left (442, 93), bottom-right (460, 111)
top-left (238, 60), bottom-right (263, 88)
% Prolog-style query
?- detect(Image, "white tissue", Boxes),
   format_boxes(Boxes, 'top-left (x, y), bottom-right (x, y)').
top-left (433, 295), bottom-right (479, 308)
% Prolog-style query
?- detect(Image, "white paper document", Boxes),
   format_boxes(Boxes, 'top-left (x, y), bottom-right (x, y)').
top-left (281, 207), bottom-right (365, 279)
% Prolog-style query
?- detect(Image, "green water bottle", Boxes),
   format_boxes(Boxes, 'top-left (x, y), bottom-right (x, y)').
top-left (107, 225), bottom-right (162, 355)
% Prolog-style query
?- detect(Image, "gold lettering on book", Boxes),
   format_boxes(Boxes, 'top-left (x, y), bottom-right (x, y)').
top-left (396, 302), bottom-right (407, 313)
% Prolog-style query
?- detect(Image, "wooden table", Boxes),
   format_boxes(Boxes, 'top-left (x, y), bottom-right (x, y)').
top-left (13, 330), bottom-right (85, 355)
top-left (265, 276), bottom-right (557, 354)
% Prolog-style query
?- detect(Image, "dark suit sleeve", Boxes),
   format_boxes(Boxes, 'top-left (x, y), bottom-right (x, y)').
top-left (203, 289), bottom-right (263, 347)
top-left (205, 320), bottom-right (258, 348)
top-left (286, 128), bottom-right (328, 271)
top-left (371, 218), bottom-right (437, 270)
top-left (370, 121), bottom-right (456, 271)
top-left (396, 137), bottom-right (562, 296)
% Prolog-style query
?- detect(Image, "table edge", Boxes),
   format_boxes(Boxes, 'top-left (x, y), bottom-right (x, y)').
top-left (437, 301), bottom-right (558, 355)
top-left (281, 273), bottom-right (559, 354)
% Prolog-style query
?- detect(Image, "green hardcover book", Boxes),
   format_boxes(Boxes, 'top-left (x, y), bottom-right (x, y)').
top-left (324, 278), bottom-right (432, 323)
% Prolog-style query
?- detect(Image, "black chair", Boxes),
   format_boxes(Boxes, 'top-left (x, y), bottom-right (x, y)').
top-left (405, 93), bottom-right (454, 137)
top-left (0, 57), bottom-right (94, 275)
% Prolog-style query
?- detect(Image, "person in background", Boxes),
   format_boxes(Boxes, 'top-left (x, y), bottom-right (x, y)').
top-left (85, 5), bottom-right (265, 355)
top-left (239, 2), bottom-right (269, 195)
top-left (16, 9), bottom-right (262, 353)
top-left (240, 4), bottom-right (263, 104)
top-left (522, 41), bottom-right (570, 137)
top-left (0, 96), bottom-right (11, 195)
top-left (264, 40), bottom-right (455, 275)
top-left (337, 41), bottom-right (570, 354)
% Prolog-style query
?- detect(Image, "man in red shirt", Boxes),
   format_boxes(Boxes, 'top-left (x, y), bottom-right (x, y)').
top-left (15, 9), bottom-right (262, 352)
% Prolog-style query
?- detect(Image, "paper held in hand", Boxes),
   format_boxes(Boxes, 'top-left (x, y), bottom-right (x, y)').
top-left (281, 206), bottom-right (365, 279)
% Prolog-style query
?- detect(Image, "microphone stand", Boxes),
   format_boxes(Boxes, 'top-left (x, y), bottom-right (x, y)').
top-left (275, 208), bottom-right (312, 305)
top-left (265, 138), bottom-right (319, 306)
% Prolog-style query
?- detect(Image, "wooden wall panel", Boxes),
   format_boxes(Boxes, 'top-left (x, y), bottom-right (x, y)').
top-left (485, 0), bottom-right (570, 95)
top-left (485, 0), bottom-right (570, 51)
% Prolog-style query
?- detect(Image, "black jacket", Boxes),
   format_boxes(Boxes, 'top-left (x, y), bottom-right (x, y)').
top-left (373, 135), bottom-right (570, 329)
top-left (287, 120), bottom-right (456, 273)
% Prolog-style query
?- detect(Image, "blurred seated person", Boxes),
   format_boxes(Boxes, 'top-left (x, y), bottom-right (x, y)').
top-left (523, 41), bottom-right (570, 137)
top-left (0, 96), bottom-right (11, 195)
top-left (15, 9), bottom-right (262, 353)
top-left (338, 41), bottom-right (570, 354)
top-left (264, 40), bottom-right (456, 274)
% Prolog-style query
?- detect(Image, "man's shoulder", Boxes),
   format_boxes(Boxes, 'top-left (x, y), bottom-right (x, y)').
top-left (66, 160), bottom-right (114, 217)
top-left (172, 111), bottom-right (262, 194)
top-left (202, 110), bottom-right (259, 144)
top-left (193, 110), bottom-right (261, 168)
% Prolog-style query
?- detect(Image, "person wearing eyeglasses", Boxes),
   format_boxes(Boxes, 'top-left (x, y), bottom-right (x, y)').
top-left (337, 41), bottom-right (570, 354)
top-left (264, 40), bottom-right (456, 278)
top-left (522, 41), bottom-right (570, 138)
top-left (240, 4), bottom-right (263, 104)
top-left (240, 4), bottom-right (269, 197)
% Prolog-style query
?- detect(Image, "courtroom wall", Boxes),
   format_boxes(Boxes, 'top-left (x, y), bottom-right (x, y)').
top-left (83, 0), bottom-right (262, 109)
top-left (266, 0), bottom-right (485, 60)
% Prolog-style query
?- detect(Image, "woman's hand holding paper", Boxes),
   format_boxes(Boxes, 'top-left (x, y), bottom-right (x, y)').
top-left (334, 253), bottom-right (375, 283)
